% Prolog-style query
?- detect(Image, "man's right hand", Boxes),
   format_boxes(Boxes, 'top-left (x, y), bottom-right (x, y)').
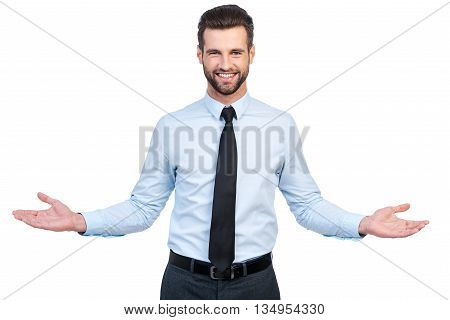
top-left (12, 192), bottom-right (87, 233)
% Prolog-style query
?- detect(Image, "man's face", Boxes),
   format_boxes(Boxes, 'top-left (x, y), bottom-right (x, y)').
top-left (197, 26), bottom-right (255, 95)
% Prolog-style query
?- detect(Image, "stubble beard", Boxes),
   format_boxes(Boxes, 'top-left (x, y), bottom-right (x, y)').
top-left (203, 61), bottom-right (249, 96)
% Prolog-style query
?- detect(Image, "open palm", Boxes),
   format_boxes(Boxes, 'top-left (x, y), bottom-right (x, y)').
top-left (364, 203), bottom-right (429, 238)
top-left (12, 192), bottom-right (78, 232)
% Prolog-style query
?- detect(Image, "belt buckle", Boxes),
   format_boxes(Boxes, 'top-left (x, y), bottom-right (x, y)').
top-left (209, 265), bottom-right (236, 280)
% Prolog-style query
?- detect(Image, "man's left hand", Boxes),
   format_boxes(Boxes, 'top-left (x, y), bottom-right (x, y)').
top-left (358, 203), bottom-right (429, 238)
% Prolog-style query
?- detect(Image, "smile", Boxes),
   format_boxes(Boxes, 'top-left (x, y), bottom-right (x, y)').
top-left (215, 73), bottom-right (238, 81)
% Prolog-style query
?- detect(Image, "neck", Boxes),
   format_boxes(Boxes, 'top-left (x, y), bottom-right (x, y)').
top-left (207, 82), bottom-right (247, 105)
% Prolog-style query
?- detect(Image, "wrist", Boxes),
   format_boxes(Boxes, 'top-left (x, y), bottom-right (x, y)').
top-left (358, 216), bottom-right (372, 236)
top-left (72, 212), bottom-right (87, 233)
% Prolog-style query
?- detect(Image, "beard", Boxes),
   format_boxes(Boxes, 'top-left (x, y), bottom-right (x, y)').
top-left (203, 62), bottom-right (249, 96)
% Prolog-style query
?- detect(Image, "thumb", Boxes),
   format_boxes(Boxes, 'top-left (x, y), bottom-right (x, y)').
top-left (393, 203), bottom-right (410, 214)
top-left (37, 192), bottom-right (57, 205)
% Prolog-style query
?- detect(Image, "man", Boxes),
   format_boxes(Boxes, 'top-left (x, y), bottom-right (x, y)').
top-left (12, 4), bottom-right (429, 300)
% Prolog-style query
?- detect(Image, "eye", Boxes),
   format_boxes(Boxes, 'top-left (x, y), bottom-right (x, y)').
top-left (232, 51), bottom-right (242, 55)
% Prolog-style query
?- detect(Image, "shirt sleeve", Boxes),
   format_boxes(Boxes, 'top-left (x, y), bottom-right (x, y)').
top-left (78, 115), bottom-right (175, 237)
top-left (278, 114), bottom-right (366, 240)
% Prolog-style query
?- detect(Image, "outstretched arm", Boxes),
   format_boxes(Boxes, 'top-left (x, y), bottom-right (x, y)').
top-left (12, 115), bottom-right (176, 236)
top-left (278, 114), bottom-right (429, 239)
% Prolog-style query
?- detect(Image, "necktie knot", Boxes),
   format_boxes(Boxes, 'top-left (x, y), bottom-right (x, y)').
top-left (221, 106), bottom-right (236, 124)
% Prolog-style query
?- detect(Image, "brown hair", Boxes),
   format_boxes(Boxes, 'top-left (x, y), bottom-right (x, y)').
top-left (197, 4), bottom-right (254, 53)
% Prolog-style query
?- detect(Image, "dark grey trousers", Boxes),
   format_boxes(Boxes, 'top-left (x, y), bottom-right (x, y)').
top-left (160, 260), bottom-right (281, 300)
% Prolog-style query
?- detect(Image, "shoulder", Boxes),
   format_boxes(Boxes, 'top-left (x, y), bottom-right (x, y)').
top-left (156, 97), bottom-right (206, 128)
top-left (247, 96), bottom-right (295, 126)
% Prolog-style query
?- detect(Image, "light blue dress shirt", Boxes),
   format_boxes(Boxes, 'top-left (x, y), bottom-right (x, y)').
top-left (79, 89), bottom-right (366, 262)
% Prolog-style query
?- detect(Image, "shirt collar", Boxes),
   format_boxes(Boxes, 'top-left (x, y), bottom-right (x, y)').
top-left (203, 89), bottom-right (251, 121)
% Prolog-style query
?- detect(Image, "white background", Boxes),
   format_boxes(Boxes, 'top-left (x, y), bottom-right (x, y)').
top-left (0, 0), bottom-right (449, 318)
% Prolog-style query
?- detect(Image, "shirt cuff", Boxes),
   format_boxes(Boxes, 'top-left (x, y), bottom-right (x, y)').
top-left (322, 212), bottom-right (367, 241)
top-left (342, 212), bottom-right (367, 240)
top-left (77, 211), bottom-right (105, 236)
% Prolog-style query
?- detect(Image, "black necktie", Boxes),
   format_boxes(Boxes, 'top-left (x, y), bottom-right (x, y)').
top-left (208, 106), bottom-right (238, 273)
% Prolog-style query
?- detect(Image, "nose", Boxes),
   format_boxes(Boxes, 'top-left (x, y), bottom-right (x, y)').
top-left (219, 54), bottom-right (233, 71)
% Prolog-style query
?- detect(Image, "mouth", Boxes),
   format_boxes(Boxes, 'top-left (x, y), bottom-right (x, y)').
top-left (215, 72), bottom-right (238, 82)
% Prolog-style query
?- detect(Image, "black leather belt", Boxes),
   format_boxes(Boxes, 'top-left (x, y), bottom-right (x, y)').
top-left (168, 249), bottom-right (273, 280)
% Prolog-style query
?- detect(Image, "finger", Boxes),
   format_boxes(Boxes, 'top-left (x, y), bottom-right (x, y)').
top-left (405, 220), bottom-right (429, 229)
top-left (398, 222), bottom-right (428, 237)
top-left (37, 192), bottom-right (57, 205)
top-left (17, 215), bottom-right (43, 229)
top-left (397, 225), bottom-right (422, 237)
top-left (12, 210), bottom-right (38, 218)
top-left (392, 203), bottom-right (410, 214)
top-left (402, 228), bottom-right (421, 237)
top-left (417, 221), bottom-right (429, 229)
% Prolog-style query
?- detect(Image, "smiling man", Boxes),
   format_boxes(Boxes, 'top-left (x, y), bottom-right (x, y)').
top-left (12, 4), bottom-right (429, 300)
top-left (199, 24), bottom-right (251, 104)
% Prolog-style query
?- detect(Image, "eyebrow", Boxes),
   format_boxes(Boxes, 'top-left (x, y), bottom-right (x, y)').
top-left (205, 48), bottom-right (245, 54)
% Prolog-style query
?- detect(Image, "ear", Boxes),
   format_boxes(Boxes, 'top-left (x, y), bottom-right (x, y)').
top-left (249, 44), bottom-right (255, 64)
top-left (197, 45), bottom-right (203, 64)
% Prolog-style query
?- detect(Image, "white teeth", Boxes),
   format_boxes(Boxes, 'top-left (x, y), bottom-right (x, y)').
top-left (217, 73), bottom-right (235, 78)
